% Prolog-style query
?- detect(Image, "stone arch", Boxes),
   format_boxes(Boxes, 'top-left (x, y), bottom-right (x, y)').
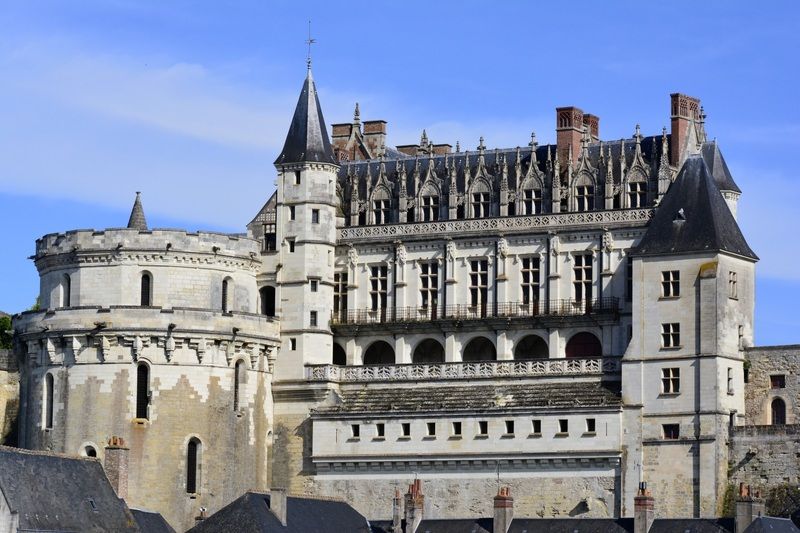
top-left (412, 338), bottom-right (445, 364)
top-left (771, 397), bottom-right (786, 425)
top-left (514, 335), bottom-right (548, 360)
top-left (565, 332), bottom-right (602, 358)
top-left (363, 340), bottom-right (395, 365)
top-left (463, 336), bottom-right (497, 362)
top-left (333, 343), bottom-right (347, 366)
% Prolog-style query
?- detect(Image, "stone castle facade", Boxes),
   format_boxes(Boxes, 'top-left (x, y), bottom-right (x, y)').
top-left (9, 67), bottom-right (798, 531)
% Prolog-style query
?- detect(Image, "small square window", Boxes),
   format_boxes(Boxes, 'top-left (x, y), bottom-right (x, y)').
top-left (661, 270), bottom-right (680, 297)
top-left (310, 280), bottom-right (318, 292)
top-left (288, 206), bottom-right (296, 220)
top-left (558, 419), bottom-right (569, 434)
top-left (401, 422), bottom-right (411, 437)
top-left (504, 420), bottom-right (515, 435)
top-left (771, 375), bottom-right (786, 389)
top-left (376, 423), bottom-right (385, 438)
top-left (287, 238), bottom-right (296, 253)
top-left (310, 311), bottom-right (318, 327)
top-left (586, 418), bottom-right (596, 434)
top-left (661, 323), bottom-right (680, 348)
top-left (426, 422), bottom-right (436, 437)
top-left (351, 424), bottom-right (360, 438)
top-left (290, 338), bottom-right (297, 351)
top-left (312, 209), bottom-right (320, 224)
top-left (478, 421), bottom-right (488, 436)
top-left (662, 367), bottom-right (680, 394)
top-left (294, 171), bottom-right (301, 185)
top-left (451, 421), bottom-right (462, 437)
top-left (531, 419), bottom-right (542, 435)
top-left (662, 424), bottom-right (680, 440)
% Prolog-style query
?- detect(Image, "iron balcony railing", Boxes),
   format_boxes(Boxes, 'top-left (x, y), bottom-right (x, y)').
top-left (331, 297), bottom-right (619, 326)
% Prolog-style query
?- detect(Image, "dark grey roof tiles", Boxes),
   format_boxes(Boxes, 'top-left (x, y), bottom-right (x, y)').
top-left (314, 381), bottom-right (622, 416)
top-left (374, 517), bottom-right (734, 532)
top-left (188, 491), bottom-right (371, 533)
top-left (127, 191), bottom-right (148, 230)
top-left (650, 518), bottom-right (735, 532)
top-left (631, 155), bottom-right (757, 260)
top-left (131, 508), bottom-right (176, 533)
top-left (274, 69), bottom-right (338, 166)
top-left (702, 141), bottom-right (741, 193)
top-left (509, 518), bottom-right (633, 532)
top-left (743, 517), bottom-right (800, 533)
top-left (0, 445), bottom-right (139, 532)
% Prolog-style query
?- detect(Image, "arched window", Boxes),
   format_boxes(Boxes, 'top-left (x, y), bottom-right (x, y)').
top-left (186, 438), bottom-right (201, 494)
top-left (565, 332), bottom-right (602, 358)
top-left (514, 335), bottom-right (548, 360)
top-left (520, 180), bottom-right (543, 215)
top-left (333, 344), bottom-right (347, 366)
top-left (221, 278), bottom-right (233, 313)
top-left (627, 172), bottom-right (647, 208)
top-left (363, 341), bottom-right (395, 365)
top-left (771, 398), bottom-right (786, 425)
top-left (470, 181), bottom-right (491, 218)
top-left (62, 274), bottom-right (71, 307)
top-left (412, 339), bottom-right (445, 363)
top-left (463, 337), bottom-right (497, 362)
top-left (136, 364), bottom-right (150, 420)
top-left (140, 272), bottom-right (152, 306)
top-left (419, 183), bottom-right (440, 222)
top-left (233, 360), bottom-right (245, 411)
top-left (371, 188), bottom-right (392, 225)
top-left (44, 373), bottom-right (54, 429)
top-left (573, 174), bottom-right (595, 212)
top-left (260, 286), bottom-right (276, 317)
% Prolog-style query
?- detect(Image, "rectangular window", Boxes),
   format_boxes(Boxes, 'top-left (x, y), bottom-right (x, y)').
top-left (522, 188), bottom-right (542, 215)
top-left (310, 280), bottom-right (318, 293)
top-left (451, 421), bottom-right (462, 437)
top-left (662, 367), bottom-right (680, 394)
top-left (521, 256), bottom-right (541, 306)
top-left (376, 423), bottom-right (385, 438)
top-left (309, 311), bottom-right (318, 327)
top-left (662, 424), bottom-right (680, 440)
top-left (401, 422), bottom-right (411, 437)
top-left (288, 205), bottom-right (295, 220)
top-left (370, 266), bottom-right (388, 312)
top-left (469, 259), bottom-right (489, 314)
top-left (531, 419), bottom-right (542, 435)
top-left (661, 323), bottom-right (680, 348)
top-left (586, 418), bottom-right (596, 434)
top-left (333, 272), bottom-right (348, 320)
top-left (421, 195), bottom-right (439, 221)
top-left (661, 271), bottom-right (680, 297)
top-left (478, 420), bottom-right (488, 436)
top-left (287, 238), bottom-right (296, 253)
top-left (628, 181), bottom-right (647, 208)
top-left (471, 192), bottom-right (490, 218)
top-left (294, 171), bottom-right (301, 185)
top-left (311, 209), bottom-right (320, 224)
top-left (575, 185), bottom-right (594, 211)
top-left (351, 424), bottom-right (360, 438)
top-left (738, 325), bottom-right (744, 351)
top-left (426, 422), bottom-right (436, 437)
top-left (373, 199), bottom-right (391, 224)
top-left (770, 375), bottom-right (786, 389)
top-left (626, 256), bottom-right (633, 302)
top-left (558, 419), bottom-right (569, 434)
top-left (573, 254), bottom-right (593, 302)
top-left (727, 368), bottom-right (734, 395)
top-left (504, 420), bottom-right (515, 436)
top-left (420, 262), bottom-right (439, 314)
top-left (290, 338), bottom-right (297, 350)
top-left (729, 271), bottom-right (738, 299)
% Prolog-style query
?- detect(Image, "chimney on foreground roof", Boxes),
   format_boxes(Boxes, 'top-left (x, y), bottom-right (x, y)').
top-left (670, 93), bottom-right (701, 167)
top-left (270, 487), bottom-right (288, 526)
top-left (103, 436), bottom-right (129, 500)
top-left (404, 479), bottom-right (424, 533)
top-left (392, 489), bottom-right (403, 532)
top-left (735, 483), bottom-right (765, 533)
top-left (493, 486), bottom-right (514, 533)
top-left (634, 482), bottom-right (655, 533)
top-left (556, 106), bottom-right (585, 167)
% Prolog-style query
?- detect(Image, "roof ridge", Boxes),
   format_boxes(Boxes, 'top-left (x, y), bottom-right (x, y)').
top-left (0, 444), bottom-right (100, 462)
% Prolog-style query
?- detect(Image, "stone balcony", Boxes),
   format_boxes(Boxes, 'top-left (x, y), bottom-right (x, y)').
top-left (306, 357), bottom-right (621, 383)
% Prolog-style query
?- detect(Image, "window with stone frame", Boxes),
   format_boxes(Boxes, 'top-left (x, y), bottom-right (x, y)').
top-left (661, 323), bottom-right (680, 348)
top-left (661, 270), bottom-right (680, 298)
top-left (311, 208), bottom-right (320, 224)
top-left (770, 375), bottom-right (786, 389)
top-left (471, 191), bottom-right (490, 218)
top-left (469, 259), bottom-right (489, 314)
top-left (520, 256), bottom-right (540, 307)
top-left (309, 310), bottom-right (318, 327)
top-left (370, 265), bottom-right (388, 312)
top-left (419, 261), bottom-right (439, 315)
top-left (573, 254), bottom-right (593, 302)
top-left (661, 367), bottom-right (680, 394)
top-left (729, 271), bottom-right (738, 299)
top-left (421, 194), bottom-right (439, 222)
top-left (333, 272), bottom-right (348, 320)
top-left (522, 187), bottom-right (542, 215)
top-left (626, 257), bottom-right (633, 302)
top-left (628, 181), bottom-right (647, 208)
top-left (372, 198), bottom-right (391, 224)
top-left (662, 424), bottom-right (680, 439)
top-left (575, 185), bottom-right (594, 211)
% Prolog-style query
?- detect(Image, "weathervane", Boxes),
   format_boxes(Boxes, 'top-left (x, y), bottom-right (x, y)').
top-left (306, 20), bottom-right (316, 70)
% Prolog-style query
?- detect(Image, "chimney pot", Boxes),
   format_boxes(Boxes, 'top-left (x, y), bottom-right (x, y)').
top-left (270, 487), bottom-right (288, 526)
top-left (634, 482), bottom-right (655, 533)
top-left (404, 480), bottom-right (424, 533)
top-left (735, 484), bottom-right (765, 533)
top-left (103, 435), bottom-right (129, 500)
top-left (493, 486), bottom-right (514, 533)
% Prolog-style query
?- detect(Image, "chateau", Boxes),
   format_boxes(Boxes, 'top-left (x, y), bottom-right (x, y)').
top-left (9, 66), bottom-right (798, 531)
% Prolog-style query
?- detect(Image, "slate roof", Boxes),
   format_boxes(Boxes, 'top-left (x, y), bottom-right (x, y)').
top-left (188, 491), bottom-right (372, 533)
top-left (743, 517), bottom-right (800, 532)
top-left (274, 69), bottom-right (338, 166)
top-left (314, 381), bottom-right (622, 416)
top-left (702, 141), bottom-right (741, 193)
top-left (131, 508), bottom-right (176, 533)
top-left (372, 517), bottom-right (735, 532)
top-left (631, 155), bottom-right (757, 260)
top-left (127, 191), bottom-right (148, 230)
top-left (0, 445), bottom-right (139, 532)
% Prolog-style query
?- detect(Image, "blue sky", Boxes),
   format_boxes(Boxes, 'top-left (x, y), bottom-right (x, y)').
top-left (1, 1), bottom-right (798, 345)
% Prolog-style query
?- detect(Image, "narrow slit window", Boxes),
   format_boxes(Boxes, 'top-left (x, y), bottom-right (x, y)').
top-left (186, 438), bottom-right (200, 493)
top-left (233, 360), bottom-right (244, 411)
top-left (140, 273), bottom-right (152, 306)
top-left (136, 364), bottom-right (150, 420)
top-left (44, 373), bottom-right (54, 429)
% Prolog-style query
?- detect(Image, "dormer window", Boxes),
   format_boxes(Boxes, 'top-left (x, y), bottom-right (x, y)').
top-left (522, 188), bottom-right (542, 215)
top-left (575, 185), bottom-right (594, 211)
top-left (471, 192), bottom-right (490, 218)
top-left (421, 194), bottom-right (439, 221)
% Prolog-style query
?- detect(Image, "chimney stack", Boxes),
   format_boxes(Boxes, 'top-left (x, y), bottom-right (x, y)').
top-left (392, 489), bottom-right (403, 532)
top-left (634, 482), bottom-right (655, 533)
top-left (270, 487), bottom-right (288, 526)
top-left (493, 486), bottom-right (514, 533)
top-left (670, 93), bottom-right (701, 166)
top-left (582, 113), bottom-right (600, 142)
top-left (363, 120), bottom-right (388, 157)
top-left (103, 436), bottom-right (129, 500)
top-left (556, 106), bottom-right (585, 167)
top-left (735, 483), bottom-right (765, 533)
top-left (404, 479), bottom-right (424, 533)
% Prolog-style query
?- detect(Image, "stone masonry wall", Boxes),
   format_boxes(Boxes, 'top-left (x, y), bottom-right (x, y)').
top-left (729, 425), bottom-right (800, 489)
top-left (0, 350), bottom-right (18, 445)
top-left (744, 345), bottom-right (800, 425)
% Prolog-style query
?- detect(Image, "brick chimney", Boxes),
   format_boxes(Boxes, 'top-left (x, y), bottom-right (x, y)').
top-left (634, 482), bottom-right (655, 533)
top-left (556, 106), bottom-right (584, 166)
top-left (735, 483), bottom-right (765, 533)
top-left (270, 487), bottom-right (288, 526)
top-left (493, 486), bottom-right (513, 533)
top-left (582, 113), bottom-right (600, 142)
top-left (670, 93), bottom-right (701, 166)
top-left (363, 120), bottom-right (387, 157)
top-left (392, 489), bottom-right (403, 532)
top-left (404, 479), bottom-right (424, 533)
top-left (103, 436), bottom-right (129, 500)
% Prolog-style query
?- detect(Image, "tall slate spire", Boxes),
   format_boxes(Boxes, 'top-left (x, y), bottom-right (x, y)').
top-left (127, 192), bottom-right (148, 230)
top-left (274, 69), bottom-right (337, 166)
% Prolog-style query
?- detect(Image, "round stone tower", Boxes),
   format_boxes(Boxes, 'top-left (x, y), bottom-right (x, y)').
top-left (13, 195), bottom-right (281, 531)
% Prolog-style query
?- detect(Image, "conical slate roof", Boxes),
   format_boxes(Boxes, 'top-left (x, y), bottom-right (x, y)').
top-left (127, 192), bottom-right (148, 230)
top-left (632, 155), bottom-right (757, 260)
top-left (274, 69), bottom-right (337, 166)
top-left (702, 141), bottom-right (741, 193)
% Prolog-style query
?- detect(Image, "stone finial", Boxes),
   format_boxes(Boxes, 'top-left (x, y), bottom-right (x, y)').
top-left (353, 102), bottom-right (360, 124)
top-left (529, 131), bottom-right (538, 149)
top-left (455, 141), bottom-right (460, 152)
top-left (127, 192), bottom-right (148, 230)
top-left (478, 136), bottom-right (486, 153)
